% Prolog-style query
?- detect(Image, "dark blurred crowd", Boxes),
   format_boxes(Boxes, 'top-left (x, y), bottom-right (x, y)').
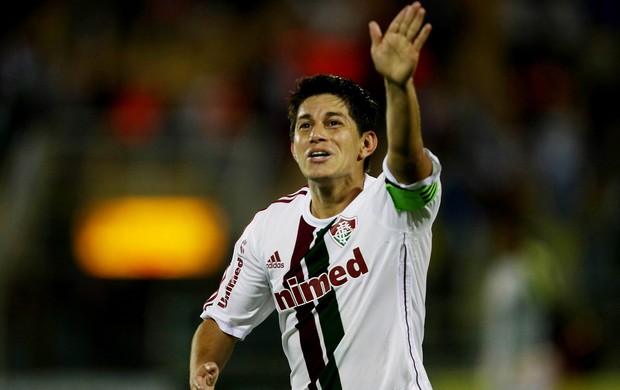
top-left (1, 0), bottom-right (618, 385)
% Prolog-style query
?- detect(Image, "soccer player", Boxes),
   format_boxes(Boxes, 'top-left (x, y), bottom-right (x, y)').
top-left (190, 2), bottom-right (441, 389)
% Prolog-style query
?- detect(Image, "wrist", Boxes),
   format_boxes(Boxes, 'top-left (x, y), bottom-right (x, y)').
top-left (384, 76), bottom-right (413, 90)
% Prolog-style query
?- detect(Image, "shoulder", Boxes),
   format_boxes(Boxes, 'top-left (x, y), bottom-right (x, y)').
top-left (250, 186), bottom-right (309, 226)
top-left (267, 187), bottom-right (310, 208)
top-left (240, 186), bottom-right (309, 257)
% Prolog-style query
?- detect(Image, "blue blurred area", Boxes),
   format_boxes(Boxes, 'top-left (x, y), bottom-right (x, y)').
top-left (0, 0), bottom-right (618, 388)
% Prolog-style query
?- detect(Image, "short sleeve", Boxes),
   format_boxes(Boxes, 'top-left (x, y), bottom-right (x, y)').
top-left (201, 224), bottom-right (275, 340)
top-left (383, 149), bottom-right (442, 212)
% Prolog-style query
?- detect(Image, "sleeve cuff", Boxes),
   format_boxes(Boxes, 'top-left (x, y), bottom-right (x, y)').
top-left (382, 148), bottom-right (441, 190)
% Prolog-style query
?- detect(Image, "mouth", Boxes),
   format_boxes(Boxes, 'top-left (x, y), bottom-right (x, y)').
top-left (307, 150), bottom-right (331, 162)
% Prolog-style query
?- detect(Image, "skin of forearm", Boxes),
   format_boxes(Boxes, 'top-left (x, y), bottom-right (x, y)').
top-left (190, 319), bottom-right (237, 376)
top-left (384, 77), bottom-right (432, 183)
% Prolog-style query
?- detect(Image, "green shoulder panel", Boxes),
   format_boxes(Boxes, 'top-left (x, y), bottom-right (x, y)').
top-left (386, 180), bottom-right (438, 211)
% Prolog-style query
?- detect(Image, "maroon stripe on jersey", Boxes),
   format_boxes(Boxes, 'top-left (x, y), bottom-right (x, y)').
top-left (272, 188), bottom-right (308, 204)
top-left (203, 264), bottom-right (230, 310)
top-left (295, 305), bottom-right (321, 390)
top-left (283, 217), bottom-right (323, 390)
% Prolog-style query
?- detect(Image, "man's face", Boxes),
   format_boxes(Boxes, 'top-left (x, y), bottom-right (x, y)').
top-left (291, 94), bottom-right (375, 183)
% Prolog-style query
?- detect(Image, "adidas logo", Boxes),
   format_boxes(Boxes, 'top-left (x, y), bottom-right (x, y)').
top-left (267, 251), bottom-right (284, 269)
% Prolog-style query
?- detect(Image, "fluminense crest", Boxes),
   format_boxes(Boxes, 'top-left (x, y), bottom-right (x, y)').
top-left (329, 216), bottom-right (357, 247)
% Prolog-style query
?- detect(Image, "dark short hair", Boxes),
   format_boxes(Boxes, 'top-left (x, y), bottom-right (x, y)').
top-left (287, 74), bottom-right (379, 172)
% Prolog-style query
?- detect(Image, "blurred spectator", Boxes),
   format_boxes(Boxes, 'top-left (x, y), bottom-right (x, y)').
top-left (0, 29), bottom-right (52, 167)
top-left (477, 202), bottom-right (565, 390)
top-left (176, 69), bottom-right (281, 234)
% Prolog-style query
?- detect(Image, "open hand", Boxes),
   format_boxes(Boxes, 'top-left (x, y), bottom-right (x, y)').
top-left (369, 1), bottom-right (431, 86)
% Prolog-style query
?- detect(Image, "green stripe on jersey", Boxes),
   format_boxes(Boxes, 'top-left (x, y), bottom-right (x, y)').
top-left (386, 180), bottom-right (438, 211)
top-left (305, 222), bottom-right (343, 390)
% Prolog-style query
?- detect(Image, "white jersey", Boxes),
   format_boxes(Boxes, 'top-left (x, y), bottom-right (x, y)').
top-left (202, 150), bottom-right (442, 390)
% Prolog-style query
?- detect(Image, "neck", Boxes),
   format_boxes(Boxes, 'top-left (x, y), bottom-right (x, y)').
top-left (308, 174), bottom-right (365, 219)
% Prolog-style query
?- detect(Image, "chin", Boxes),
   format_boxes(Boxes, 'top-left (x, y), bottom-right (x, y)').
top-left (303, 171), bottom-right (333, 182)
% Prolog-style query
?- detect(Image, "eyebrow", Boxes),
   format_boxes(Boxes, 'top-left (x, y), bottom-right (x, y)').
top-left (297, 111), bottom-right (347, 121)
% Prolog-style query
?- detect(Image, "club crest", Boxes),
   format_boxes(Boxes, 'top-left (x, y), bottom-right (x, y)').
top-left (330, 216), bottom-right (357, 247)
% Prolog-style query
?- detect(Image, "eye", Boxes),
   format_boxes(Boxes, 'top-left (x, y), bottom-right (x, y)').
top-left (298, 122), bottom-right (312, 131)
top-left (326, 120), bottom-right (342, 128)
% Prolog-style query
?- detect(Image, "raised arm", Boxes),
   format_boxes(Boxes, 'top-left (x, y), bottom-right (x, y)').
top-left (369, 1), bottom-right (432, 184)
top-left (189, 319), bottom-right (238, 389)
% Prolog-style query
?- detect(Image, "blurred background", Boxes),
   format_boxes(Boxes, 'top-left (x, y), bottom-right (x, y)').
top-left (0, 0), bottom-right (618, 389)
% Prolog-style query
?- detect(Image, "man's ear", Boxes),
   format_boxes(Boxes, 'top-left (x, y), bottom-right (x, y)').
top-left (359, 131), bottom-right (378, 160)
top-left (291, 142), bottom-right (298, 162)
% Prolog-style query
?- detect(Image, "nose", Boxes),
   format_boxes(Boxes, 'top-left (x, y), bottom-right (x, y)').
top-left (309, 124), bottom-right (326, 143)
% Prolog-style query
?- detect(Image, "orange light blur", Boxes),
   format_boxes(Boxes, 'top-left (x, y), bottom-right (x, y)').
top-left (73, 196), bottom-right (229, 279)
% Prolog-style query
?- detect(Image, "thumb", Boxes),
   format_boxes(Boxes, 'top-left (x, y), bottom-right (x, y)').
top-left (204, 362), bottom-right (220, 387)
top-left (368, 21), bottom-right (383, 47)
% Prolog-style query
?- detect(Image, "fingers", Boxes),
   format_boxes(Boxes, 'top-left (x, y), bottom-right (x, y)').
top-left (399, 3), bottom-right (418, 35)
top-left (192, 372), bottom-right (205, 390)
top-left (386, 2), bottom-right (429, 42)
top-left (373, 1), bottom-right (430, 48)
top-left (191, 362), bottom-right (220, 390)
top-left (386, 3), bottom-right (409, 34)
top-left (204, 362), bottom-right (220, 386)
top-left (405, 4), bottom-right (426, 41)
top-left (413, 23), bottom-right (432, 53)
